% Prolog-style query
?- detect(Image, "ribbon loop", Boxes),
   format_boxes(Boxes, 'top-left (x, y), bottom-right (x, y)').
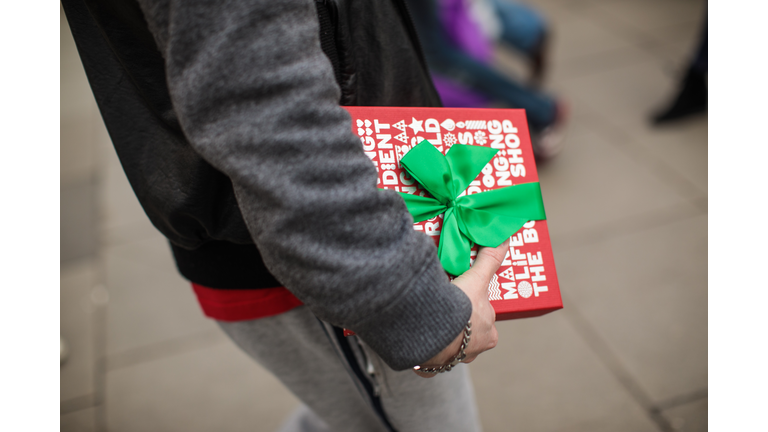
top-left (399, 193), bottom-right (446, 223)
top-left (398, 142), bottom-right (455, 204)
top-left (397, 140), bottom-right (546, 275)
top-left (444, 144), bottom-right (498, 197)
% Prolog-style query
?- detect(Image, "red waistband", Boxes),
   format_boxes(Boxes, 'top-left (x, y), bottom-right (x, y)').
top-left (191, 283), bottom-right (303, 322)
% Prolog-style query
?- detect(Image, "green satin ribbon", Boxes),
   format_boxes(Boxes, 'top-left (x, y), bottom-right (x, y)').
top-left (397, 140), bottom-right (546, 275)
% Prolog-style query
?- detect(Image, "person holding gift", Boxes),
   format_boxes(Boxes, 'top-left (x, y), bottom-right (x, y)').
top-left (62, 0), bottom-right (510, 431)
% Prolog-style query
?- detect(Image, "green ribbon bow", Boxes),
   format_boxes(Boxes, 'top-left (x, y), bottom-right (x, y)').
top-left (397, 140), bottom-right (546, 276)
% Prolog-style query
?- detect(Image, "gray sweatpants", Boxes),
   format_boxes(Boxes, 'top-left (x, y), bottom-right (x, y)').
top-left (218, 306), bottom-right (482, 432)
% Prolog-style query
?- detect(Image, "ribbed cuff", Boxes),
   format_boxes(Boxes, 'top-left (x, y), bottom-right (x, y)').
top-left (351, 261), bottom-right (472, 371)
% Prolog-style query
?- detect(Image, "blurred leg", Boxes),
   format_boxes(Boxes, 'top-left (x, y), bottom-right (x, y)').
top-left (276, 404), bottom-right (331, 432)
top-left (441, 54), bottom-right (556, 131)
top-left (488, 0), bottom-right (549, 83)
top-left (651, 14), bottom-right (707, 125)
top-left (356, 340), bottom-right (483, 432)
top-left (488, 0), bottom-right (547, 55)
top-left (218, 306), bottom-right (483, 432)
top-left (218, 307), bottom-right (389, 432)
top-left (407, 0), bottom-right (556, 130)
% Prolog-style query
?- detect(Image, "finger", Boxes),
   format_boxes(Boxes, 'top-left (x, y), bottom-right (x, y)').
top-left (463, 239), bottom-right (510, 288)
top-left (475, 239), bottom-right (510, 272)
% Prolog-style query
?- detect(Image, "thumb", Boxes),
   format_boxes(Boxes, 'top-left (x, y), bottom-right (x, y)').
top-left (454, 239), bottom-right (509, 293)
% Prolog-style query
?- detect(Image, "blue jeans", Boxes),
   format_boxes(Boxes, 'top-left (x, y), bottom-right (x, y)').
top-left (405, 0), bottom-right (556, 131)
top-left (490, 0), bottom-right (548, 55)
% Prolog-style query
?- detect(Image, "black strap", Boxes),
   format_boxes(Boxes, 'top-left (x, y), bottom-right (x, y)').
top-left (331, 326), bottom-right (400, 432)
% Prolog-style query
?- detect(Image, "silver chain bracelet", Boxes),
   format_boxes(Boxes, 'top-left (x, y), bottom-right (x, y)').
top-left (413, 319), bottom-right (472, 374)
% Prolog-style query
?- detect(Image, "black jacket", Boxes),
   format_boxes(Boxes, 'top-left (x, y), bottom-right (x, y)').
top-left (62, 0), bottom-right (442, 289)
top-left (62, 0), bottom-right (477, 372)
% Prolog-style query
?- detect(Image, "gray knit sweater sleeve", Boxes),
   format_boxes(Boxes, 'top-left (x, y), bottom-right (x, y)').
top-left (138, 0), bottom-right (471, 370)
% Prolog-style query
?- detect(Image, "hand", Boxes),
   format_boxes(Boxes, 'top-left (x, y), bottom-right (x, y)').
top-left (414, 239), bottom-right (509, 378)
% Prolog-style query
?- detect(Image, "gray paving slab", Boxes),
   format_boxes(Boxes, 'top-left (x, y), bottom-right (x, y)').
top-left (607, 37), bottom-right (707, 196)
top-left (100, 218), bottom-right (164, 251)
top-left (97, 153), bottom-right (164, 247)
top-left (542, 0), bottom-right (638, 64)
top-left (61, 407), bottom-right (97, 432)
top-left (61, 178), bottom-right (99, 265)
top-left (628, 116), bottom-right (707, 197)
top-left (99, 146), bottom-right (153, 239)
top-left (583, 0), bottom-right (706, 47)
top-left (556, 214), bottom-right (707, 403)
top-left (558, 57), bottom-right (706, 197)
top-left (472, 311), bottom-right (658, 432)
top-left (60, 116), bottom-right (100, 187)
top-left (61, 260), bottom-right (97, 404)
top-left (643, 37), bottom-right (701, 70)
top-left (561, 59), bottom-right (676, 132)
top-left (107, 329), bottom-right (225, 372)
top-left (60, 6), bottom-right (101, 186)
top-left (536, 122), bottom-right (688, 240)
top-left (103, 241), bottom-right (218, 356)
top-left (558, 36), bottom-right (700, 136)
top-left (105, 234), bottom-right (178, 275)
top-left (550, 44), bottom-right (657, 86)
top-left (60, 5), bottom-right (92, 115)
top-left (106, 342), bottom-right (300, 432)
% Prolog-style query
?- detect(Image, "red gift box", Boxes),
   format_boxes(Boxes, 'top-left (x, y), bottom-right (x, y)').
top-left (344, 106), bottom-right (562, 324)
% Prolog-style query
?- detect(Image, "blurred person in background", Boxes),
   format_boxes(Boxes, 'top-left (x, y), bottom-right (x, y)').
top-left (651, 13), bottom-right (707, 125)
top-left (405, 0), bottom-right (568, 160)
top-left (61, 0), bottom-right (507, 431)
top-left (466, 0), bottom-right (550, 85)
